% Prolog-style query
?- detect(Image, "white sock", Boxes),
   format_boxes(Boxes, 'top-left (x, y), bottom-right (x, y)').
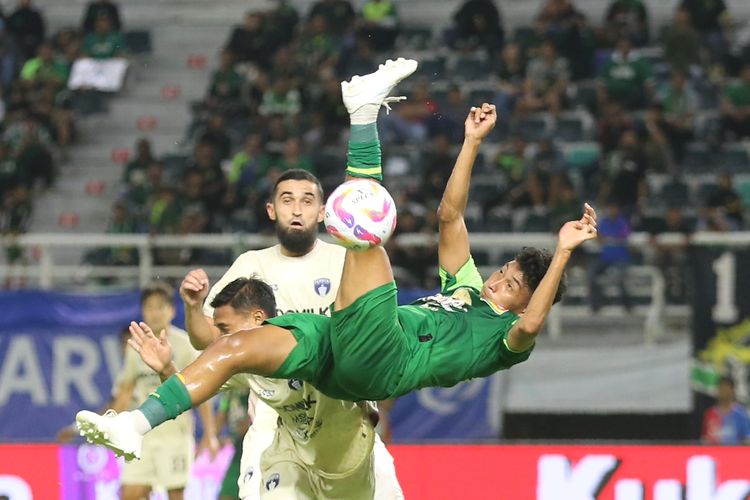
top-left (130, 410), bottom-right (152, 435)
top-left (350, 104), bottom-right (381, 126)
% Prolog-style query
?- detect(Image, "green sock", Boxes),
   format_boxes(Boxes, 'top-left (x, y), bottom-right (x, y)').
top-left (346, 123), bottom-right (382, 181)
top-left (138, 374), bottom-right (193, 428)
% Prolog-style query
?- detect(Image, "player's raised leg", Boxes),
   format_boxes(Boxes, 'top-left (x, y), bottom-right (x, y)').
top-left (334, 57), bottom-right (417, 310)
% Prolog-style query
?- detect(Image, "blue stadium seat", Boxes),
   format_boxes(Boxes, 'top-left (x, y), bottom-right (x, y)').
top-left (454, 57), bottom-right (485, 81)
top-left (415, 57), bottom-right (447, 80)
top-left (658, 179), bottom-right (690, 207)
top-left (718, 147), bottom-right (750, 174)
top-left (397, 26), bottom-right (433, 50)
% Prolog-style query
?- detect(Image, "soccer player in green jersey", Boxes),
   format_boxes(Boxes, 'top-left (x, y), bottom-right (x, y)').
top-left (77, 59), bottom-right (598, 456)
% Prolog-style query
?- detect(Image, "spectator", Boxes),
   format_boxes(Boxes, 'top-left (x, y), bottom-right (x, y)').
top-left (197, 113), bottom-right (232, 161)
top-left (588, 202), bottom-right (632, 313)
top-left (506, 168), bottom-right (549, 211)
top-left (20, 41), bottom-right (69, 90)
top-left (494, 134), bottom-right (528, 190)
top-left (0, 25), bottom-right (22, 89)
top-left (702, 376), bottom-right (750, 445)
top-left (259, 77), bottom-right (301, 117)
top-left (536, 0), bottom-right (579, 39)
top-left (125, 161), bottom-right (164, 215)
top-left (430, 83), bottom-right (467, 141)
top-left (603, 0), bottom-right (649, 47)
top-left (338, 37), bottom-right (377, 80)
top-left (225, 11), bottom-right (272, 68)
top-left (296, 15), bottom-right (338, 76)
top-left (227, 132), bottom-right (266, 206)
top-left (517, 39), bottom-right (569, 118)
top-left (720, 63), bottom-right (750, 140)
top-left (105, 200), bottom-right (138, 264)
top-left (0, 141), bottom-right (19, 194)
top-left (122, 138), bottom-right (155, 185)
top-left (648, 204), bottom-right (693, 303)
top-left (359, 0), bottom-right (399, 52)
top-left (529, 136), bottom-right (565, 173)
top-left (599, 129), bottom-right (647, 212)
top-left (82, 0), bottom-right (121, 34)
top-left (419, 134), bottom-right (455, 208)
top-left (186, 141), bottom-right (227, 207)
top-left (0, 184), bottom-right (31, 285)
top-left (663, 7), bottom-right (702, 72)
top-left (679, 0), bottom-right (729, 60)
top-left (380, 82), bottom-right (433, 144)
top-left (655, 70), bottom-right (698, 165)
top-left (207, 50), bottom-right (245, 110)
top-left (640, 104), bottom-right (672, 173)
top-left (308, 0), bottom-right (355, 39)
top-left (490, 43), bottom-right (523, 116)
top-left (547, 171), bottom-right (580, 230)
top-left (265, 0), bottom-right (299, 49)
top-left (265, 137), bottom-right (314, 175)
top-left (83, 14), bottom-right (127, 59)
top-left (597, 101), bottom-right (634, 154)
top-left (598, 35), bottom-right (653, 109)
top-left (706, 172), bottom-right (744, 229)
top-left (7, 0), bottom-right (45, 59)
top-left (451, 0), bottom-right (504, 54)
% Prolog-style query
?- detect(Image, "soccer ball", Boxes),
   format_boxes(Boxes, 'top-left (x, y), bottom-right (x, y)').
top-left (324, 179), bottom-right (397, 250)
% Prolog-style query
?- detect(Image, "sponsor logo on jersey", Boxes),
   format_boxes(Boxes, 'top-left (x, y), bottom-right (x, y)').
top-left (266, 473), bottom-right (280, 490)
top-left (313, 278), bottom-right (332, 296)
top-left (288, 379), bottom-right (303, 391)
top-left (244, 466), bottom-right (254, 483)
top-left (259, 389), bottom-right (275, 398)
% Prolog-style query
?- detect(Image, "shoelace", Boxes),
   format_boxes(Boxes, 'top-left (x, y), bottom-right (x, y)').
top-left (382, 96), bottom-right (406, 114)
top-left (103, 409), bottom-right (118, 417)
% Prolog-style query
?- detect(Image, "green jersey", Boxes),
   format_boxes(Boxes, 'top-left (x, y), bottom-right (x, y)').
top-left (271, 257), bottom-right (533, 401)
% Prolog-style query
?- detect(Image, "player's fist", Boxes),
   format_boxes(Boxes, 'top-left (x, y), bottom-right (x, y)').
top-left (465, 103), bottom-right (497, 141)
top-left (180, 268), bottom-right (210, 308)
top-left (557, 203), bottom-right (598, 251)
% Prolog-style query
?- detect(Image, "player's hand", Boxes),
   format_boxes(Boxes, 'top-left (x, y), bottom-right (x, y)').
top-left (128, 321), bottom-right (174, 376)
top-left (56, 425), bottom-right (77, 443)
top-left (180, 268), bottom-right (211, 309)
top-left (557, 203), bottom-right (598, 252)
top-left (465, 103), bottom-right (497, 141)
top-left (197, 432), bottom-right (221, 461)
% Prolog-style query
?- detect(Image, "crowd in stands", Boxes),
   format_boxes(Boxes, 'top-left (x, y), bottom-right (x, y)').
top-left (1, 0), bottom-right (128, 282)
top-left (103, 0), bottom-right (750, 306)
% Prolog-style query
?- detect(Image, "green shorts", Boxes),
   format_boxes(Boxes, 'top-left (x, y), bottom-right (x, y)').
top-left (269, 282), bottom-right (410, 402)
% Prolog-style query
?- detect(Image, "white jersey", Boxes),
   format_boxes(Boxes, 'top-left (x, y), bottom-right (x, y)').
top-left (204, 239), bottom-right (402, 499)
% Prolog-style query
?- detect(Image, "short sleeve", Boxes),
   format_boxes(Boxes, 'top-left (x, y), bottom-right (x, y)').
top-left (439, 256), bottom-right (483, 294)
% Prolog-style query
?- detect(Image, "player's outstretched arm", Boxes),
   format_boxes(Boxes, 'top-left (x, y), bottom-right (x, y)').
top-left (507, 204), bottom-right (598, 351)
top-left (438, 103), bottom-right (496, 275)
top-left (181, 268), bottom-right (221, 350)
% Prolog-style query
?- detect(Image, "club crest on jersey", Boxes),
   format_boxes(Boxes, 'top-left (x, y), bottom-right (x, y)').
top-left (266, 473), bottom-right (280, 491)
top-left (313, 278), bottom-right (332, 296)
top-left (244, 467), bottom-right (254, 482)
top-left (288, 379), bottom-right (303, 391)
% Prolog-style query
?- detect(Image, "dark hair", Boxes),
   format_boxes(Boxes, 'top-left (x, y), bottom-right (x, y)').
top-left (140, 281), bottom-right (175, 305)
top-left (515, 247), bottom-right (567, 304)
top-left (271, 169), bottom-right (324, 201)
top-left (719, 375), bottom-right (735, 388)
top-left (210, 277), bottom-right (277, 319)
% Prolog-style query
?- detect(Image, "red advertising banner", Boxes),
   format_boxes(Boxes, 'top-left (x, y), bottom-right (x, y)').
top-left (0, 444), bottom-right (60, 499)
top-left (390, 445), bottom-right (750, 500)
top-left (1, 444), bottom-right (749, 499)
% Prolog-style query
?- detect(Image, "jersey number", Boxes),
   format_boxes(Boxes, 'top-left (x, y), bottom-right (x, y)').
top-left (712, 251), bottom-right (738, 323)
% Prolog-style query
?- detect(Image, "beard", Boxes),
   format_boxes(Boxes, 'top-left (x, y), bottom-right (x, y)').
top-left (276, 223), bottom-right (318, 256)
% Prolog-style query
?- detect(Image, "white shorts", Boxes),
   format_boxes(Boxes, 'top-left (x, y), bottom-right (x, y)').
top-left (239, 425), bottom-right (276, 500)
top-left (373, 434), bottom-right (404, 500)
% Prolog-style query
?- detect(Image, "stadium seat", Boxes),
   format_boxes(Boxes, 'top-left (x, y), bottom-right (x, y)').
top-left (453, 57), bottom-right (485, 81)
top-left (415, 57), bottom-right (447, 80)
top-left (397, 26), bottom-right (433, 50)
top-left (556, 112), bottom-right (594, 142)
top-left (484, 209), bottom-right (514, 232)
top-left (570, 80), bottom-right (598, 113)
top-left (469, 87), bottom-right (496, 106)
top-left (124, 30), bottom-right (153, 54)
top-left (512, 26), bottom-right (537, 49)
top-left (738, 180), bottom-right (750, 207)
top-left (514, 115), bottom-right (552, 142)
top-left (562, 142), bottom-right (600, 170)
top-left (521, 211), bottom-right (551, 232)
top-left (683, 143), bottom-right (713, 173)
top-left (696, 181), bottom-right (720, 203)
top-left (658, 179), bottom-right (691, 207)
top-left (718, 147), bottom-right (750, 174)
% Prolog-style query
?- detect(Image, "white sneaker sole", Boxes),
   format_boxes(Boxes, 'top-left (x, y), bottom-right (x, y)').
top-left (76, 411), bottom-right (140, 462)
top-left (342, 58), bottom-right (418, 108)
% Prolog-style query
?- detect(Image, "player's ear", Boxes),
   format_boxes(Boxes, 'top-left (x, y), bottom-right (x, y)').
top-left (267, 202), bottom-right (276, 221)
top-left (316, 203), bottom-right (324, 223)
top-left (252, 309), bottom-right (266, 326)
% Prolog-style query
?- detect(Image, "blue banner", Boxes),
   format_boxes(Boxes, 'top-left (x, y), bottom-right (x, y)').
top-left (0, 290), bottom-right (185, 442)
top-left (390, 376), bottom-right (500, 441)
top-left (0, 288), bottom-right (496, 442)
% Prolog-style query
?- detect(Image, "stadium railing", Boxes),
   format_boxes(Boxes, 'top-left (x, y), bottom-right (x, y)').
top-left (2, 231), bottom-right (732, 342)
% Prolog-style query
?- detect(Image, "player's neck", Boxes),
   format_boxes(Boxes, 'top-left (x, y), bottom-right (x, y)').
top-left (280, 240), bottom-right (317, 257)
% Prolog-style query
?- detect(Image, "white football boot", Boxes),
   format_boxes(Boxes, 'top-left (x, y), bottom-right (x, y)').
top-left (76, 409), bottom-right (143, 462)
top-left (342, 57), bottom-right (419, 124)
